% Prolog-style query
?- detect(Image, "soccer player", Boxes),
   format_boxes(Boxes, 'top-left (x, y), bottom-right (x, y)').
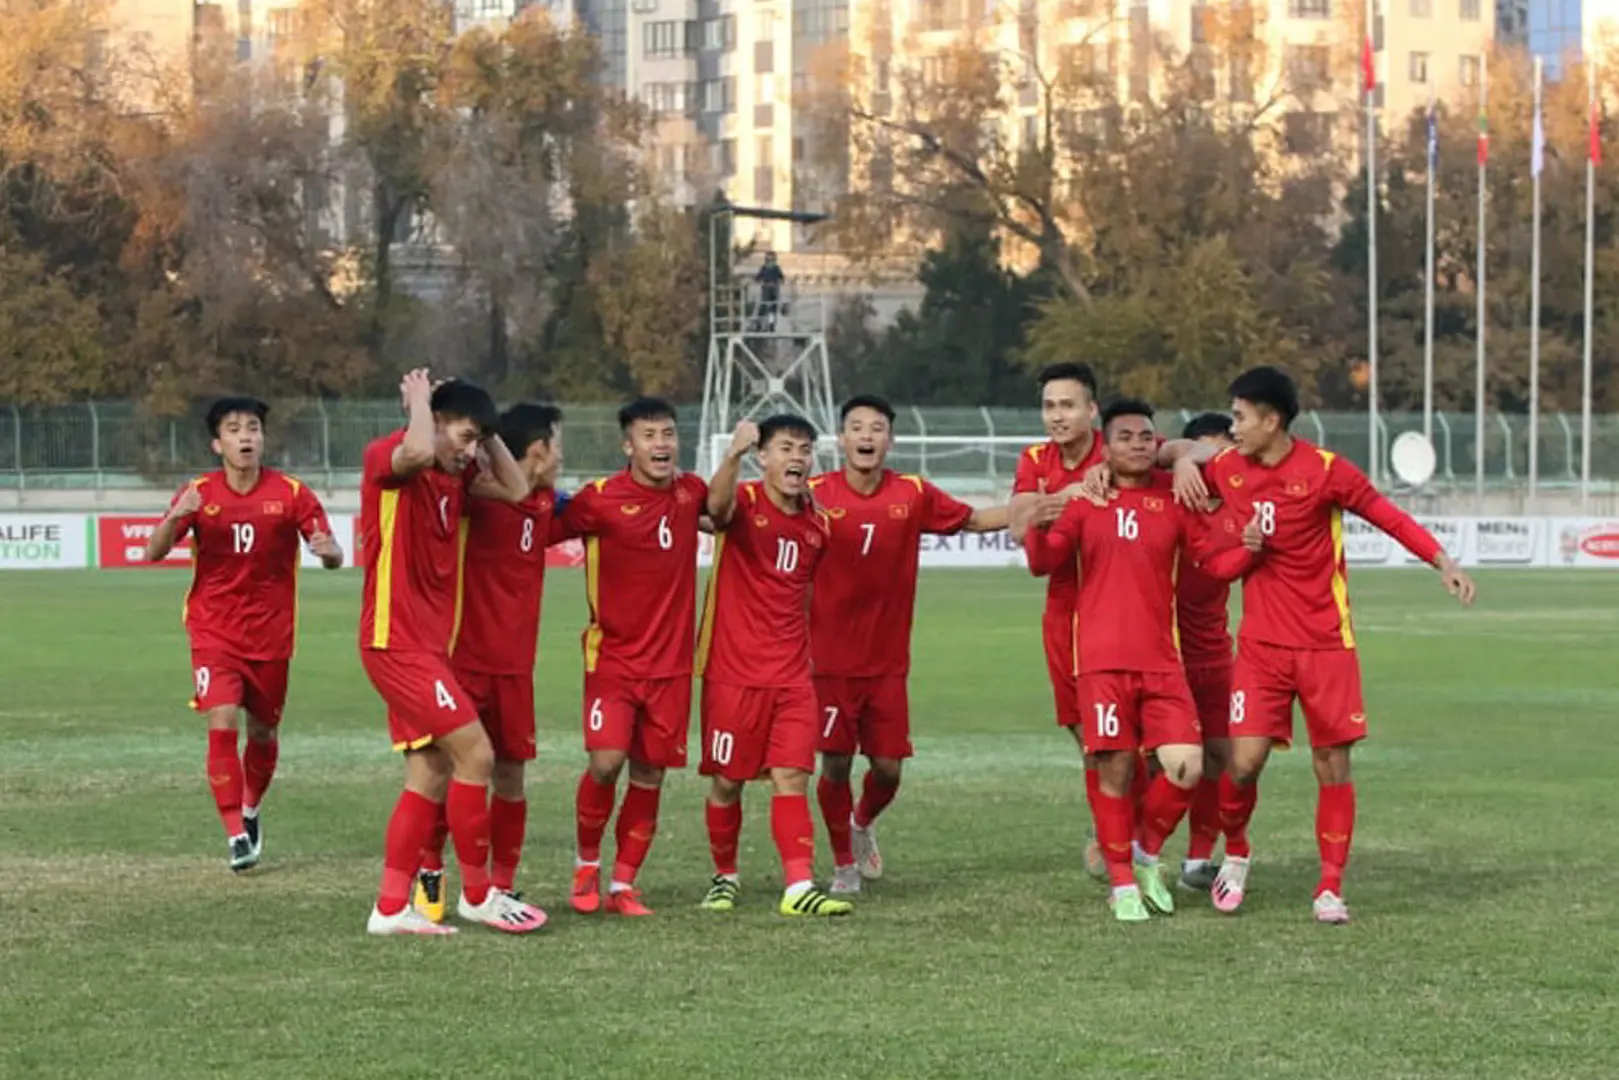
top-left (1022, 399), bottom-right (1251, 921)
top-left (1173, 411), bottom-right (1240, 891)
top-left (412, 404), bottom-right (567, 923)
top-left (809, 394), bottom-right (1009, 894)
top-left (561, 399), bottom-right (726, 917)
top-left (698, 414), bottom-right (852, 917)
top-left (1006, 363), bottom-right (1208, 875)
top-left (146, 396), bottom-right (343, 872)
top-left (1205, 366), bottom-right (1475, 924)
top-left (359, 370), bottom-right (548, 936)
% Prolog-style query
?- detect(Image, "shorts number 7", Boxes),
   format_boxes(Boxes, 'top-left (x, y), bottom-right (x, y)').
top-left (822, 706), bottom-right (840, 739)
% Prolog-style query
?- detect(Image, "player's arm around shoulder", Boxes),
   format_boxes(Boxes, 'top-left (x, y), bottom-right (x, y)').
top-left (467, 433), bottom-right (530, 503)
top-left (1186, 502), bottom-right (1254, 583)
top-left (147, 478), bottom-right (203, 562)
top-left (1023, 498), bottom-right (1084, 577)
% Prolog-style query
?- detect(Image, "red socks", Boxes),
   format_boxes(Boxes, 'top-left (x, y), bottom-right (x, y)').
top-left (446, 780), bottom-right (492, 906)
top-left (706, 800), bottom-right (742, 876)
top-left (490, 795), bottom-right (526, 893)
top-left (611, 784), bottom-right (661, 887)
top-left (1315, 781), bottom-right (1356, 897)
top-left (242, 736), bottom-right (278, 810)
top-left (1218, 772), bottom-right (1259, 859)
top-left (206, 729), bottom-right (245, 837)
top-left (575, 772), bottom-right (616, 863)
top-left (1093, 790), bottom-right (1137, 889)
top-left (1083, 767), bottom-right (1101, 819)
top-left (853, 771), bottom-right (899, 830)
top-left (771, 793), bottom-right (816, 887)
top-left (378, 789), bottom-right (440, 915)
top-left (1138, 773), bottom-right (1197, 858)
top-left (1186, 776), bottom-right (1221, 861)
top-left (817, 777), bottom-right (854, 866)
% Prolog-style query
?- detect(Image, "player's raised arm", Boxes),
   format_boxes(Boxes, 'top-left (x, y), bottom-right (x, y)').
top-left (1327, 456), bottom-right (1476, 605)
top-left (390, 368), bottom-right (437, 478)
top-left (705, 420), bottom-right (760, 527)
top-left (472, 430), bottom-right (531, 503)
top-left (147, 480), bottom-right (202, 562)
top-left (1023, 500), bottom-right (1083, 577)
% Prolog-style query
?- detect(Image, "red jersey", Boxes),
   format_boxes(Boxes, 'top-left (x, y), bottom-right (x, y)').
top-left (451, 487), bottom-right (567, 675)
top-left (807, 469), bottom-right (974, 678)
top-left (698, 481), bottom-right (830, 687)
top-left (562, 470), bottom-right (708, 679)
top-left (1206, 439), bottom-right (1444, 651)
top-left (172, 468), bottom-right (330, 661)
top-left (1024, 480), bottom-right (1199, 674)
top-left (358, 430), bottom-right (474, 654)
top-left (1175, 559), bottom-right (1235, 669)
top-left (1013, 437), bottom-right (1104, 615)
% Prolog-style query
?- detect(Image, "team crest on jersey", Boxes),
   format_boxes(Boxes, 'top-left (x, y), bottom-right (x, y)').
top-left (1227, 474), bottom-right (1245, 488)
top-left (262, 500), bottom-right (284, 515)
top-left (888, 504), bottom-right (909, 519)
top-left (675, 488), bottom-right (693, 505)
top-left (754, 515), bottom-right (770, 528)
top-left (1285, 478), bottom-right (1310, 496)
top-left (805, 529), bottom-right (823, 548)
top-left (203, 504), bottom-right (222, 516)
top-left (1142, 496), bottom-right (1165, 512)
top-left (826, 507), bottom-right (847, 518)
top-left (620, 504), bottom-right (643, 515)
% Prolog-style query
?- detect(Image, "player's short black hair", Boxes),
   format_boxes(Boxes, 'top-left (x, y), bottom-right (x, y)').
top-left (430, 380), bottom-right (499, 434)
top-left (758, 413), bottom-right (819, 448)
top-left (1182, 411), bottom-right (1234, 441)
top-left (1228, 366), bottom-right (1300, 428)
top-left (205, 396), bottom-right (269, 437)
top-left (1037, 362), bottom-right (1099, 399)
top-left (618, 397), bottom-right (678, 431)
top-left (498, 403), bottom-right (563, 457)
top-left (1100, 397), bottom-right (1156, 434)
top-left (840, 394), bottom-right (896, 425)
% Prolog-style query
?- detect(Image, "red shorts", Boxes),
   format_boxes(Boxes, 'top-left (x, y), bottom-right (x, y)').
top-left (1076, 670), bottom-right (1201, 754)
top-left (699, 680), bottom-right (817, 782)
top-left (583, 671), bottom-right (692, 769)
top-left (1231, 640), bottom-right (1367, 749)
top-left (814, 675), bottom-right (911, 759)
top-left (1043, 607), bottom-right (1081, 728)
top-left (190, 651), bottom-right (289, 725)
top-left (361, 649), bottom-right (479, 752)
top-left (1185, 662), bottom-right (1234, 741)
top-left (454, 665), bottom-right (537, 762)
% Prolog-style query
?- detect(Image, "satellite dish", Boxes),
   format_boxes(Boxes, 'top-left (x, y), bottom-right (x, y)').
top-left (1390, 431), bottom-right (1437, 486)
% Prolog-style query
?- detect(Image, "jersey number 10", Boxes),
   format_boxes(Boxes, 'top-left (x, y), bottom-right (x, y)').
top-left (775, 537), bottom-right (800, 572)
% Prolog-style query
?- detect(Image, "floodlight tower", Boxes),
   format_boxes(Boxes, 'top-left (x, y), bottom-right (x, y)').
top-left (697, 201), bottom-right (837, 476)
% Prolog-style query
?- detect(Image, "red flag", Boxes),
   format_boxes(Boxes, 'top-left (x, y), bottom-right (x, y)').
top-left (1361, 35), bottom-right (1375, 95)
top-left (1591, 98), bottom-right (1603, 166)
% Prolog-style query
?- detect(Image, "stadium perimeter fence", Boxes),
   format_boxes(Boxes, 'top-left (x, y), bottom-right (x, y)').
top-left (1, 402), bottom-right (1616, 500)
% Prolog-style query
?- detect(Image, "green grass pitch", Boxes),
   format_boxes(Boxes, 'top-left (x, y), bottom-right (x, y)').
top-left (2, 568), bottom-right (1616, 1078)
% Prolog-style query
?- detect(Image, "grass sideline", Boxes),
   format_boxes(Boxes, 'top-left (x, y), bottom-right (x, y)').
top-left (2, 568), bottom-right (1616, 1079)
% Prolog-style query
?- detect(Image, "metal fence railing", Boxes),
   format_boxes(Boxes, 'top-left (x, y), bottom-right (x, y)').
top-left (0, 401), bottom-right (1616, 492)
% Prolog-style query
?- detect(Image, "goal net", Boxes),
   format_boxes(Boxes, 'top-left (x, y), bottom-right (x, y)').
top-left (707, 434), bottom-right (1039, 496)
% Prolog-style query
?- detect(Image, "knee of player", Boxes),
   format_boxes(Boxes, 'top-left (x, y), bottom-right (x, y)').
top-left (819, 753), bottom-right (854, 784)
top-left (1156, 744), bottom-right (1204, 788)
top-left (1094, 750), bottom-right (1134, 794)
top-left (627, 760), bottom-right (665, 788)
top-left (868, 757), bottom-right (903, 787)
top-left (708, 775), bottom-right (744, 805)
top-left (405, 747), bottom-right (454, 798)
top-left (245, 719), bottom-right (277, 744)
top-left (769, 767), bottom-right (810, 796)
top-left (491, 759), bottom-right (526, 799)
top-left (1227, 743), bottom-right (1268, 783)
top-left (1311, 745), bottom-right (1353, 785)
top-left (205, 706), bottom-right (239, 731)
top-left (588, 751), bottom-right (627, 786)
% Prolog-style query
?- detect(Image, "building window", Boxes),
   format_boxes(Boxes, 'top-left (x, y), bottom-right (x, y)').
top-left (1459, 0), bottom-right (1479, 18)
top-left (643, 20), bottom-right (690, 58)
top-left (1284, 44), bottom-right (1331, 92)
top-left (1409, 0), bottom-right (1431, 16)
top-left (755, 72), bottom-right (776, 104)
top-left (631, 0), bottom-right (656, 11)
top-left (1409, 51), bottom-right (1429, 83)
top-left (755, 10), bottom-right (774, 41)
top-left (1287, 0), bottom-right (1330, 17)
top-left (644, 81), bottom-right (694, 114)
top-left (702, 77), bottom-right (736, 113)
top-left (1459, 54), bottom-right (1479, 86)
top-left (701, 15), bottom-right (733, 49)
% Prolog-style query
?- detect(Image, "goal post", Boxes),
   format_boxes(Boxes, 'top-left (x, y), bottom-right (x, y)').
top-left (705, 433), bottom-right (1041, 496)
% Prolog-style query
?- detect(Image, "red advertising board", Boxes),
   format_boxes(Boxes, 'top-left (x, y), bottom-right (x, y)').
top-left (98, 515), bottom-right (191, 569)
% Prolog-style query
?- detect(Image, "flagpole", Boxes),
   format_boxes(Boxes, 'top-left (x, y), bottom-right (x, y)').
top-left (1582, 60), bottom-right (1598, 507)
top-left (1529, 55), bottom-right (1543, 508)
top-left (1474, 55), bottom-right (1488, 507)
top-left (1366, 3), bottom-right (1380, 485)
top-left (1423, 82), bottom-right (1437, 444)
